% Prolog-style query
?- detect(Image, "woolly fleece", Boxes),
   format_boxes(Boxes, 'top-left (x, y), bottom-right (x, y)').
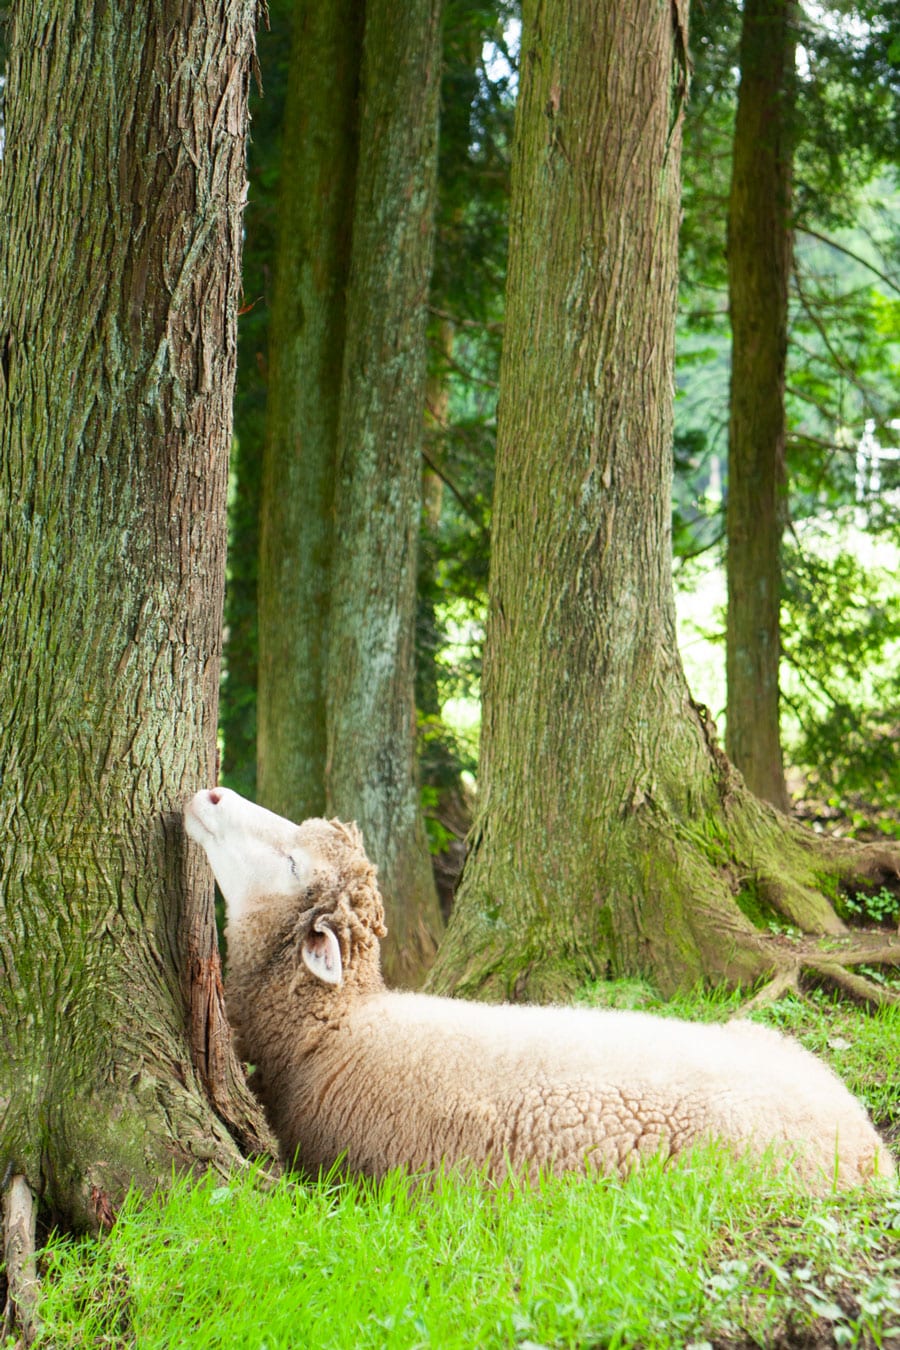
top-left (184, 787), bottom-right (896, 1192)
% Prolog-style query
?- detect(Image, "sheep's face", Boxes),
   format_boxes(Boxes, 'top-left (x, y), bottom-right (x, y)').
top-left (184, 787), bottom-right (320, 921)
top-left (184, 787), bottom-right (385, 989)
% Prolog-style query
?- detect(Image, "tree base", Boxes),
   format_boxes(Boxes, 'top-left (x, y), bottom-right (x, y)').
top-left (428, 751), bottom-right (900, 1008)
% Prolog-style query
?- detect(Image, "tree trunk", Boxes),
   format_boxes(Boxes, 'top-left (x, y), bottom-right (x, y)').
top-left (256, 0), bottom-right (362, 822)
top-left (255, 0), bottom-right (444, 985)
top-left (0, 0), bottom-right (272, 1233)
top-left (325, 0), bottom-right (446, 987)
top-left (426, 0), bottom-right (899, 1005)
top-left (725, 0), bottom-right (797, 813)
top-left (221, 0), bottom-right (297, 802)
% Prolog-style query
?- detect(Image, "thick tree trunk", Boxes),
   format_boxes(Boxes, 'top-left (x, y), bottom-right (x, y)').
top-left (427, 0), bottom-right (899, 1005)
top-left (256, 0), bottom-right (362, 821)
top-left (725, 0), bottom-right (797, 813)
top-left (326, 0), bottom-right (445, 987)
top-left (0, 0), bottom-right (272, 1233)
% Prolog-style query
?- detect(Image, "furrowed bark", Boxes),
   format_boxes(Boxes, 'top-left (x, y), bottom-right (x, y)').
top-left (0, 0), bottom-right (273, 1230)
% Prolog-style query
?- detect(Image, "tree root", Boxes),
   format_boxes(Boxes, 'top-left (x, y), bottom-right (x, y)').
top-left (740, 966), bottom-right (801, 1012)
top-left (2, 1175), bottom-right (40, 1347)
top-left (800, 960), bottom-right (900, 1009)
top-left (742, 941), bottom-right (900, 1012)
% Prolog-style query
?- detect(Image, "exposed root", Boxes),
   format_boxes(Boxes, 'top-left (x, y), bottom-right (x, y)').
top-left (756, 871), bottom-right (847, 935)
top-left (2, 1175), bottom-right (40, 1347)
top-left (802, 829), bottom-right (900, 894)
top-left (740, 967), bottom-right (801, 1012)
top-left (818, 938), bottom-right (900, 968)
top-left (739, 931), bottom-right (900, 1013)
top-left (800, 959), bottom-right (900, 1010)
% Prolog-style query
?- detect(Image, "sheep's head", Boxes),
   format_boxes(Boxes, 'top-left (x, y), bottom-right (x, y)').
top-left (184, 787), bottom-right (386, 989)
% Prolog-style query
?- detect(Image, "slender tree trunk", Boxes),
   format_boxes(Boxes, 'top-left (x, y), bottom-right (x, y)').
top-left (326, 0), bottom-right (446, 986)
top-left (427, 0), bottom-right (899, 1006)
top-left (221, 0), bottom-right (297, 802)
top-left (0, 0), bottom-right (271, 1232)
top-left (725, 0), bottom-right (796, 813)
top-left (256, 0), bottom-right (362, 822)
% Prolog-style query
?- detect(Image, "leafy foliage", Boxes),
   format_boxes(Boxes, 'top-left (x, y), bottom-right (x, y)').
top-left (675, 0), bottom-right (900, 818)
top-left (781, 541), bottom-right (900, 826)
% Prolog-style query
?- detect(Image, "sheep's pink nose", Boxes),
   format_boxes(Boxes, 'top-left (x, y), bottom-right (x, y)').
top-left (208, 788), bottom-right (223, 805)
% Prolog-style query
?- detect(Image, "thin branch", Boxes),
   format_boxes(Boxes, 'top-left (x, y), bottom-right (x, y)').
top-left (428, 305), bottom-right (504, 335)
top-left (674, 526), bottom-right (725, 566)
top-left (428, 342), bottom-right (499, 391)
top-left (421, 446), bottom-right (490, 538)
top-left (792, 268), bottom-right (874, 404)
top-left (780, 650), bottom-right (840, 714)
top-left (796, 225), bottom-right (900, 298)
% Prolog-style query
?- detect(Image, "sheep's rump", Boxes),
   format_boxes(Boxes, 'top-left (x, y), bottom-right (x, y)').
top-left (280, 995), bottom-right (894, 1192)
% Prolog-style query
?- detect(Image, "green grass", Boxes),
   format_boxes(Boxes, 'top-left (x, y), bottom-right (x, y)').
top-left (19, 987), bottom-right (900, 1349)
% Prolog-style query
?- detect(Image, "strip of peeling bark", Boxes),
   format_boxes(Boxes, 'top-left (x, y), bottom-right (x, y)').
top-left (2, 1176), bottom-right (40, 1346)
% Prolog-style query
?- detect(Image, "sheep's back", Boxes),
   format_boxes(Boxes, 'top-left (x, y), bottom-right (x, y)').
top-left (275, 993), bottom-right (895, 1192)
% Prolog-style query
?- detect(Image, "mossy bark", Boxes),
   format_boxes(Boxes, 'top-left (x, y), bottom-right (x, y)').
top-left (426, 0), bottom-right (899, 1005)
top-left (725, 0), bottom-right (797, 812)
top-left (0, 0), bottom-right (272, 1231)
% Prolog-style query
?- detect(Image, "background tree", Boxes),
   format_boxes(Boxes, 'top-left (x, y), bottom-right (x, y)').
top-left (427, 0), bottom-right (900, 1005)
top-left (255, 0), bottom-right (445, 985)
top-left (417, 0), bottom-right (514, 891)
top-left (0, 0), bottom-right (269, 1239)
top-left (256, 0), bottom-right (361, 822)
top-left (325, 0), bottom-right (446, 984)
top-left (676, 0), bottom-right (900, 827)
top-left (221, 0), bottom-right (296, 802)
top-left (725, 0), bottom-right (797, 812)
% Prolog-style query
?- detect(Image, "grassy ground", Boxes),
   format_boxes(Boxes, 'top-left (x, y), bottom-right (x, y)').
top-left (15, 989), bottom-right (900, 1349)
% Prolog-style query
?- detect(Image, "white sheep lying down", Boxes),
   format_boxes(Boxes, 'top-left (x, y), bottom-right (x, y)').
top-left (184, 788), bottom-right (896, 1193)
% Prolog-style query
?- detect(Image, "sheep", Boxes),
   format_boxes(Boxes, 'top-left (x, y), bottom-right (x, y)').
top-left (184, 786), bottom-right (896, 1192)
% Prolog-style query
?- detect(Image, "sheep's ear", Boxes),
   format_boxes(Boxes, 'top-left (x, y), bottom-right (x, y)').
top-left (301, 922), bottom-right (342, 986)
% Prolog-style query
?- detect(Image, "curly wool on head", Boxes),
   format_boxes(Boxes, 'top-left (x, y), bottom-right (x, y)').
top-left (288, 851), bottom-right (387, 992)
